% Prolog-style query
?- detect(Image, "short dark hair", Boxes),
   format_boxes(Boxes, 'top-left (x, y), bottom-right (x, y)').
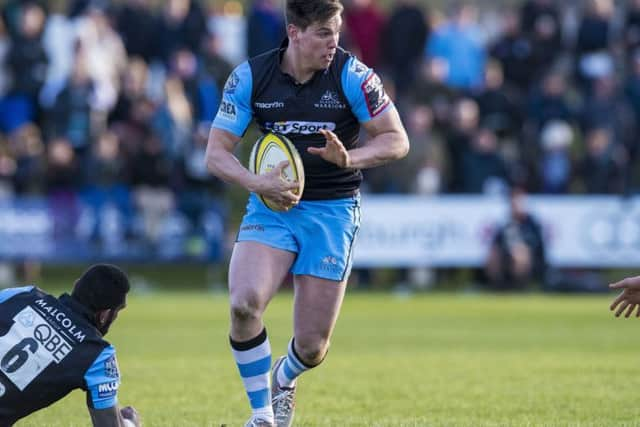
top-left (285, 0), bottom-right (343, 30)
top-left (71, 264), bottom-right (130, 312)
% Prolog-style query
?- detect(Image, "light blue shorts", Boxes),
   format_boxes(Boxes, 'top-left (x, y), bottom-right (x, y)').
top-left (237, 193), bottom-right (361, 281)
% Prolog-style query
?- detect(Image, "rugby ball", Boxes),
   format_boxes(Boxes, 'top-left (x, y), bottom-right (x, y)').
top-left (249, 132), bottom-right (305, 211)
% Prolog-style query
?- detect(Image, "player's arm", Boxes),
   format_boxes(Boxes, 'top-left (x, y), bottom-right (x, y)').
top-left (207, 127), bottom-right (300, 206)
top-left (345, 106), bottom-right (408, 169)
top-left (88, 405), bottom-right (139, 427)
top-left (0, 286), bottom-right (34, 304)
top-left (309, 58), bottom-right (409, 169)
top-left (311, 108), bottom-right (408, 169)
top-left (206, 127), bottom-right (253, 187)
top-left (84, 346), bottom-right (140, 427)
top-left (205, 63), bottom-right (298, 204)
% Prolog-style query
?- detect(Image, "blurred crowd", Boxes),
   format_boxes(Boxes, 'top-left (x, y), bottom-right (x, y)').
top-left (0, 0), bottom-right (639, 262)
top-left (0, 0), bottom-right (230, 247)
top-left (357, 0), bottom-right (640, 197)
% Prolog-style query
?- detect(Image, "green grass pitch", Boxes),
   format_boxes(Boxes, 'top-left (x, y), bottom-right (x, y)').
top-left (14, 291), bottom-right (640, 426)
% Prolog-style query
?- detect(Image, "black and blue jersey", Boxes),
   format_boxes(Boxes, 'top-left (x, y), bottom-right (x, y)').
top-left (0, 287), bottom-right (120, 426)
top-left (213, 40), bottom-right (393, 200)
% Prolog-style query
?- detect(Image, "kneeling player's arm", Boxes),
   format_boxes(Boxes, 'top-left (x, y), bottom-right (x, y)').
top-left (84, 346), bottom-right (139, 426)
top-left (88, 405), bottom-right (139, 427)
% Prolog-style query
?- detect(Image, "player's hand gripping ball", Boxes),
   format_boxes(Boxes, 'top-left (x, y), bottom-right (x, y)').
top-left (249, 132), bottom-right (305, 211)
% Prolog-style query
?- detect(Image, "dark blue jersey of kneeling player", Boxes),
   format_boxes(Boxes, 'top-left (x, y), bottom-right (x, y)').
top-left (0, 286), bottom-right (120, 426)
top-left (212, 39), bottom-right (393, 200)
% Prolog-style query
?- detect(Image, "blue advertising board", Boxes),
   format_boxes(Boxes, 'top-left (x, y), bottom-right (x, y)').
top-left (0, 197), bottom-right (225, 263)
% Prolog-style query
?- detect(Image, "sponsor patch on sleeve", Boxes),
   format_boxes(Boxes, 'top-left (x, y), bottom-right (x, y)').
top-left (348, 57), bottom-right (368, 77)
top-left (218, 100), bottom-right (237, 122)
top-left (97, 381), bottom-right (119, 398)
top-left (105, 355), bottom-right (120, 379)
top-left (224, 71), bottom-right (240, 94)
top-left (361, 72), bottom-right (390, 117)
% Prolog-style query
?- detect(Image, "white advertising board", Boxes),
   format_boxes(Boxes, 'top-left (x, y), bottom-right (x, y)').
top-left (353, 195), bottom-right (640, 268)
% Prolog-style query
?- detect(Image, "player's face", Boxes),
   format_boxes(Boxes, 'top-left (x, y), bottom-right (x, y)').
top-left (296, 14), bottom-right (342, 70)
top-left (97, 300), bottom-right (126, 335)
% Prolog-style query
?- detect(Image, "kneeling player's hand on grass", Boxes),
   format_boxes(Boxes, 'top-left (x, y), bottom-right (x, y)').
top-left (610, 276), bottom-right (640, 317)
top-left (121, 406), bottom-right (140, 427)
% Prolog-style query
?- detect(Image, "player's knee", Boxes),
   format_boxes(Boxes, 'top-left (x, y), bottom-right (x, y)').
top-left (229, 296), bottom-right (263, 323)
top-left (295, 336), bottom-right (329, 366)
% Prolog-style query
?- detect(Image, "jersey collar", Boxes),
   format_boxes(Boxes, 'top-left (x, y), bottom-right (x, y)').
top-left (59, 293), bottom-right (98, 327)
top-left (277, 38), bottom-right (328, 86)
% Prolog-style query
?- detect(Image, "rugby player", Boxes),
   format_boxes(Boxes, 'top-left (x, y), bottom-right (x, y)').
top-left (0, 264), bottom-right (140, 427)
top-left (206, 0), bottom-right (409, 425)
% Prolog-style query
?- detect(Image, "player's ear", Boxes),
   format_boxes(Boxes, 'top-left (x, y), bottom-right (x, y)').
top-left (287, 24), bottom-right (299, 41)
top-left (95, 309), bottom-right (111, 326)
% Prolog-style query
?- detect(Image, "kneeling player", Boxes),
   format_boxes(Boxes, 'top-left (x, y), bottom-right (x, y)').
top-left (0, 264), bottom-right (140, 427)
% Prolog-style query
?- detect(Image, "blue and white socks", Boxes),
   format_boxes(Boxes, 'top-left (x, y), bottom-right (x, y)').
top-left (230, 328), bottom-right (273, 421)
top-left (275, 339), bottom-right (313, 388)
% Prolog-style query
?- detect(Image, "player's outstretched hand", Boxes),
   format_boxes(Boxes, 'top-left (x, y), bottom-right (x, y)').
top-left (121, 406), bottom-right (141, 427)
top-left (610, 276), bottom-right (640, 318)
top-left (308, 129), bottom-right (351, 168)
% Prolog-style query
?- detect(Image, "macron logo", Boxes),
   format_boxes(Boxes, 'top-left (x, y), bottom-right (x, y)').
top-left (254, 101), bottom-right (284, 109)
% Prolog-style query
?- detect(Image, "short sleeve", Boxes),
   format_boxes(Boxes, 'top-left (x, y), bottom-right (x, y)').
top-left (84, 345), bottom-right (121, 410)
top-left (0, 286), bottom-right (34, 304)
top-left (341, 56), bottom-right (393, 123)
top-left (212, 61), bottom-right (254, 137)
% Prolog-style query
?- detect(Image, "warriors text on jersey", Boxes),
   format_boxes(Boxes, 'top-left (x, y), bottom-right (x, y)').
top-left (0, 287), bottom-right (120, 425)
top-left (213, 40), bottom-right (393, 200)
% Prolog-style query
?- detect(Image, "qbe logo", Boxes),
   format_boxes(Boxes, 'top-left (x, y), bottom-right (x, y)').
top-left (0, 307), bottom-right (74, 390)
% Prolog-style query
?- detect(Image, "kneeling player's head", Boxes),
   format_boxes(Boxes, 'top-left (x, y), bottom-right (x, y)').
top-left (72, 264), bottom-right (130, 335)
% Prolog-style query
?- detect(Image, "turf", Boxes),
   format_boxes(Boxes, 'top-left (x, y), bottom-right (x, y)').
top-left (14, 291), bottom-right (640, 427)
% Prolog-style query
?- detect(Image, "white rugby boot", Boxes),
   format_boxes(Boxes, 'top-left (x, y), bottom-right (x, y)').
top-left (271, 356), bottom-right (296, 427)
top-left (244, 414), bottom-right (275, 427)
